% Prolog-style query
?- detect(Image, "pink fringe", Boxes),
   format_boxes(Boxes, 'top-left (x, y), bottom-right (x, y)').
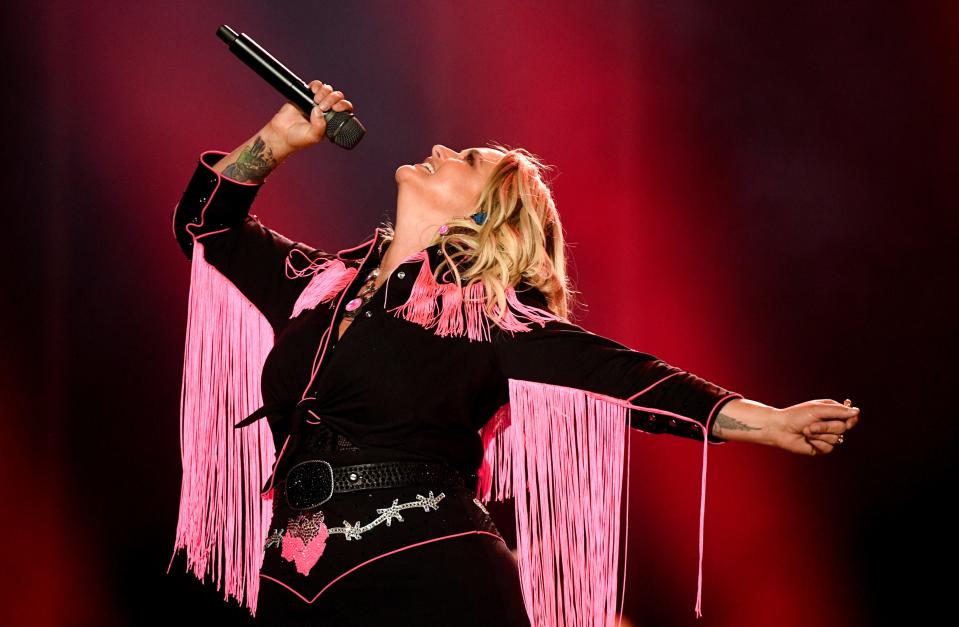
top-left (386, 255), bottom-right (567, 341)
top-left (477, 379), bottom-right (717, 625)
top-left (288, 255), bottom-right (359, 319)
top-left (166, 239), bottom-right (276, 617)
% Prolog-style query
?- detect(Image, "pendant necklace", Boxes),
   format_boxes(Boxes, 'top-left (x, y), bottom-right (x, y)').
top-left (343, 238), bottom-right (391, 320)
top-left (342, 266), bottom-right (382, 320)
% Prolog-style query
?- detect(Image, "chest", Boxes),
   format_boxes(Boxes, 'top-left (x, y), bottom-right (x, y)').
top-left (336, 273), bottom-right (389, 341)
top-left (337, 317), bottom-right (352, 342)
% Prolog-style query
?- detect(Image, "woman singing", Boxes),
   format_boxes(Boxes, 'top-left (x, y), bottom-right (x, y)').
top-left (167, 80), bottom-right (862, 627)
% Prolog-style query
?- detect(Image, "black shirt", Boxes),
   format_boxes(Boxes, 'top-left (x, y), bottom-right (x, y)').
top-left (171, 150), bottom-right (742, 486)
top-left (170, 150), bottom-right (747, 616)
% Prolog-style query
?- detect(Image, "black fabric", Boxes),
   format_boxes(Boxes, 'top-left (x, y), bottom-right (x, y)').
top-left (258, 482), bottom-right (503, 606)
top-left (171, 150), bottom-right (744, 618)
top-left (253, 532), bottom-right (531, 626)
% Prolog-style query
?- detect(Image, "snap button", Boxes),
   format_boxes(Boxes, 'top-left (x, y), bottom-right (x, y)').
top-left (349, 472), bottom-right (358, 481)
top-left (364, 310), bottom-right (372, 318)
top-left (397, 271), bottom-right (406, 279)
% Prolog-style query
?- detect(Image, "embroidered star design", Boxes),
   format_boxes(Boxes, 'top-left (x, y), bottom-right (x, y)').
top-left (342, 520), bottom-right (364, 541)
top-left (416, 491), bottom-right (443, 512)
top-left (376, 499), bottom-right (405, 526)
top-left (265, 528), bottom-right (285, 549)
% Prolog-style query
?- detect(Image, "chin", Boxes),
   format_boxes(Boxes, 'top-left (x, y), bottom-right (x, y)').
top-left (395, 163), bottom-right (423, 185)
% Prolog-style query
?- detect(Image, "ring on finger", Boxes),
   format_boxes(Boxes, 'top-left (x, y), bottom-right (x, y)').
top-left (836, 434), bottom-right (844, 444)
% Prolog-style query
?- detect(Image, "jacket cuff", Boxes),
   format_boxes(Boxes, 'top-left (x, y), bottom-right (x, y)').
top-left (703, 393), bottom-right (744, 444)
top-left (630, 377), bottom-right (743, 446)
top-left (171, 150), bottom-right (264, 260)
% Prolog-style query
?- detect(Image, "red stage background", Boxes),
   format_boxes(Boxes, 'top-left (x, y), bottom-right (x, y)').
top-left (2, 1), bottom-right (954, 625)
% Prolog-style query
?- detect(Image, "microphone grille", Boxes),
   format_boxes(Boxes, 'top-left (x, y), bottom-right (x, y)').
top-left (325, 111), bottom-right (367, 150)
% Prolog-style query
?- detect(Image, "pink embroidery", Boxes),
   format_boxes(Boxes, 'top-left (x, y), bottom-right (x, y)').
top-left (280, 511), bottom-right (330, 576)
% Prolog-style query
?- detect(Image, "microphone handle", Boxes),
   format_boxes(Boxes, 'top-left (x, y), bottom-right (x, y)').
top-left (216, 25), bottom-right (366, 150)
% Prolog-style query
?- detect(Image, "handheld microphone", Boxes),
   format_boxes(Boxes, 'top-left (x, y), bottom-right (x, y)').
top-left (216, 24), bottom-right (366, 150)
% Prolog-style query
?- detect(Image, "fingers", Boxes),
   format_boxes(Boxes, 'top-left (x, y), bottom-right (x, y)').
top-left (813, 400), bottom-right (860, 421)
top-left (332, 98), bottom-right (353, 112)
top-left (806, 397), bottom-right (861, 436)
top-left (310, 81), bottom-right (333, 110)
top-left (808, 432), bottom-right (842, 445)
top-left (804, 419), bottom-right (846, 436)
top-left (794, 398), bottom-right (860, 456)
top-left (308, 80), bottom-right (351, 113)
top-left (805, 437), bottom-right (834, 455)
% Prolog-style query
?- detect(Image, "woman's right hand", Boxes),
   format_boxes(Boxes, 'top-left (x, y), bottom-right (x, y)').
top-left (265, 80), bottom-right (354, 154)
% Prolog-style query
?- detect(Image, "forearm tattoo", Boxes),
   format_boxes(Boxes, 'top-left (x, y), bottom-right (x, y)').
top-left (712, 409), bottom-right (761, 438)
top-left (222, 136), bottom-right (277, 182)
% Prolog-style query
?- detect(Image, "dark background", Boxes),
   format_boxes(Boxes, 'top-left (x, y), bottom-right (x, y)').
top-left (2, 1), bottom-right (954, 625)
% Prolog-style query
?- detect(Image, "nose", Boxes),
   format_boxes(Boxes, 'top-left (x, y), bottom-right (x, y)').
top-left (432, 144), bottom-right (452, 160)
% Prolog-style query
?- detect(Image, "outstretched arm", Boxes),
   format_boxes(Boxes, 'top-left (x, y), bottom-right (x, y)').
top-left (494, 284), bottom-right (862, 454)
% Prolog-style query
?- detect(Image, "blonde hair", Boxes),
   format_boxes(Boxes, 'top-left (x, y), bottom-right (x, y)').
top-left (381, 142), bottom-right (581, 328)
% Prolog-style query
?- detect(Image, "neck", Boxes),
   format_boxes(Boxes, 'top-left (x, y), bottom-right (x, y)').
top-left (380, 189), bottom-right (444, 280)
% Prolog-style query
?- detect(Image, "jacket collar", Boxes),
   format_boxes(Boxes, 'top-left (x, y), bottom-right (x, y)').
top-left (336, 226), bottom-right (449, 276)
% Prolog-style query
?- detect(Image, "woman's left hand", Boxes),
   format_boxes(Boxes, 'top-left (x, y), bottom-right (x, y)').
top-left (767, 398), bottom-right (861, 456)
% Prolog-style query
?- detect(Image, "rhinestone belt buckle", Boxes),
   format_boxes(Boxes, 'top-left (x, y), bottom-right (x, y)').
top-left (285, 459), bottom-right (335, 511)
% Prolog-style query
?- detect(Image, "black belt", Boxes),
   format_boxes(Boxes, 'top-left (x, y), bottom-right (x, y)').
top-left (278, 459), bottom-right (470, 511)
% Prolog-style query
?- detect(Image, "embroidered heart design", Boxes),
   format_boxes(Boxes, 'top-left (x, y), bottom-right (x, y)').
top-left (280, 511), bottom-right (330, 576)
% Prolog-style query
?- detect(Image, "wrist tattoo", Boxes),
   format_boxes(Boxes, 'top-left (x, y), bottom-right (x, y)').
top-left (712, 410), bottom-right (761, 438)
top-left (222, 136), bottom-right (277, 182)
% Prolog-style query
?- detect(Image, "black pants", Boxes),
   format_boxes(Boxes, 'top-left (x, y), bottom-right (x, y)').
top-left (253, 532), bottom-right (532, 626)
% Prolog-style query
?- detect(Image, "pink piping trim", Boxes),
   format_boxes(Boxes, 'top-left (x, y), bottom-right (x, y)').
top-left (309, 326), bottom-right (333, 381)
top-left (198, 149), bottom-right (262, 187)
top-left (625, 371), bottom-right (684, 402)
top-left (258, 530), bottom-right (507, 604)
top-left (578, 386), bottom-right (739, 447)
top-left (171, 150), bottom-right (262, 249)
top-left (704, 394), bottom-right (739, 445)
top-left (335, 232), bottom-right (379, 259)
top-left (298, 229), bottom-right (380, 403)
top-left (286, 248), bottom-right (338, 279)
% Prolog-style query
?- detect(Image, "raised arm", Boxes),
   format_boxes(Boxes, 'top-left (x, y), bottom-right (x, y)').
top-left (209, 77), bottom-right (353, 184)
top-left (170, 79), bottom-right (356, 333)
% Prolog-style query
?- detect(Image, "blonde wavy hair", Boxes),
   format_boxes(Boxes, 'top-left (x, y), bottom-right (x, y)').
top-left (380, 142), bottom-right (581, 328)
